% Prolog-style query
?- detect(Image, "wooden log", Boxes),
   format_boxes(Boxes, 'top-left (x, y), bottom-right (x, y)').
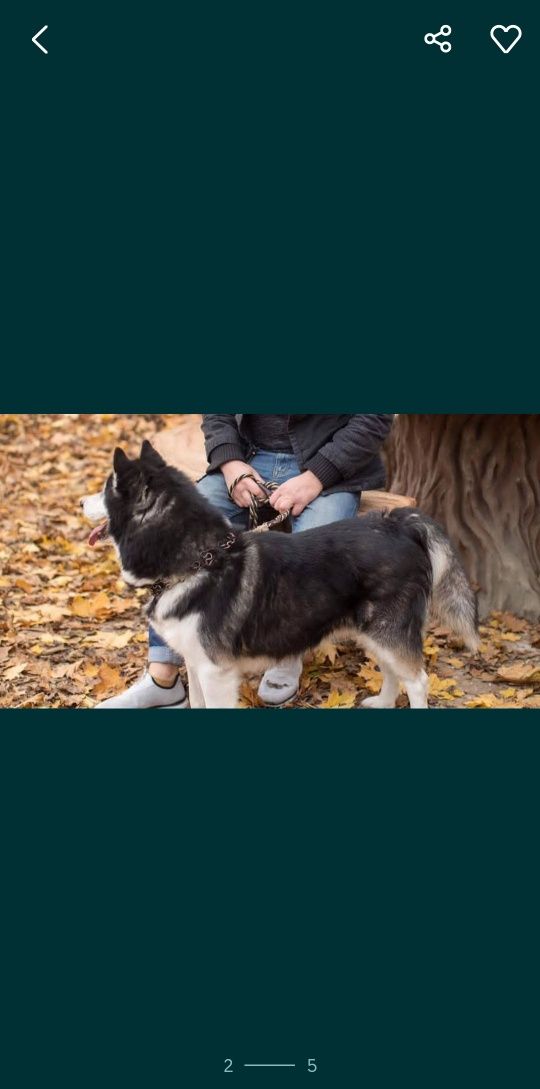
top-left (359, 490), bottom-right (416, 513)
top-left (153, 420), bottom-right (207, 481)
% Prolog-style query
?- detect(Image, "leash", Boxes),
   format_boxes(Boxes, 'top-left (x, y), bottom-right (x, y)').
top-left (228, 473), bottom-right (292, 533)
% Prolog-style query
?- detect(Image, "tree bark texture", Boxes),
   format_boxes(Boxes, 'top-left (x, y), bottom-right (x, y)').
top-left (385, 415), bottom-right (540, 620)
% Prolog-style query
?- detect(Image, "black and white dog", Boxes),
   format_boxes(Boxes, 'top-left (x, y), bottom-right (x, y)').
top-left (82, 441), bottom-right (478, 709)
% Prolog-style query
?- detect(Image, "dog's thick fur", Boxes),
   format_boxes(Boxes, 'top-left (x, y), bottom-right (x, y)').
top-left (82, 441), bottom-right (479, 709)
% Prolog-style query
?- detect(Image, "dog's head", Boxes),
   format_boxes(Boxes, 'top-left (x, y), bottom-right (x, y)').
top-left (81, 440), bottom-right (180, 585)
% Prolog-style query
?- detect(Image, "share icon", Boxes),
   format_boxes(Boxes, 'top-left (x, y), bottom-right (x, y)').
top-left (424, 25), bottom-right (452, 53)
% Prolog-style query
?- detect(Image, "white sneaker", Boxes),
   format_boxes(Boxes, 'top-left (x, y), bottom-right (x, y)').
top-left (258, 657), bottom-right (303, 706)
top-left (95, 671), bottom-right (189, 709)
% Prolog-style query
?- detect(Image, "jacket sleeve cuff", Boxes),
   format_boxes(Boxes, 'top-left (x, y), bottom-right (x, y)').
top-left (207, 443), bottom-right (246, 469)
top-left (305, 453), bottom-right (343, 489)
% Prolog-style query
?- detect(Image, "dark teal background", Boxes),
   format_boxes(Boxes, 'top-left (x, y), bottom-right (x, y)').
top-left (2, 4), bottom-right (540, 1085)
top-left (3, 3), bottom-right (538, 407)
top-left (3, 714), bottom-right (540, 1086)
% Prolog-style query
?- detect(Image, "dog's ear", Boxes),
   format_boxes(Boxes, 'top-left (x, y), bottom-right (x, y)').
top-left (140, 440), bottom-right (166, 469)
top-left (113, 447), bottom-right (131, 476)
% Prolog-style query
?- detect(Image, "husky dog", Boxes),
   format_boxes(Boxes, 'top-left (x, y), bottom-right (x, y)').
top-left (82, 441), bottom-right (478, 709)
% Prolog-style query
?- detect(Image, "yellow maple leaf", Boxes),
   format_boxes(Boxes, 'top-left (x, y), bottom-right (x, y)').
top-left (70, 592), bottom-right (111, 618)
top-left (466, 694), bottom-right (504, 709)
top-left (320, 689), bottom-right (357, 709)
top-left (428, 675), bottom-right (459, 700)
top-left (357, 664), bottom-right (382, 695)
top-left (92, 663), bottom-right (123, 698)
top-left (424, 644), bottom-right (439, 659)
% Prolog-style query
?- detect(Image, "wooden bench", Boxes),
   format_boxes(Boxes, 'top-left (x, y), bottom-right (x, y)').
top-left (153, 422), bottom-right (416, 514)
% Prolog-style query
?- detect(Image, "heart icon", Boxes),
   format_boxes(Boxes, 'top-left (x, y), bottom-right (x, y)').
top-left (490, 24), bottom-right (522, 53)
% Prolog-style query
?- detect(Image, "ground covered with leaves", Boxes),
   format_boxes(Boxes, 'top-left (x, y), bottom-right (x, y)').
top-left (1, 414), bottom-right (539, 709)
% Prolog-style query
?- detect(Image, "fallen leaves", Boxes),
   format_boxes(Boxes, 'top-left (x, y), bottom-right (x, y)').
top-left (0, 413), bottom-right (179, 708)
top-left (4, 662), bottom-right (28, 681)
top-left (493, 611), bottom-right (528, 633)
top-left (466, 694), bottom-right (504, 709)
top-left (21, 604), bottom-right (68, 624)
top-left (497, 662), bottom-right (540, 686)
top-left (357, 663), bottom-right (382, 695)
top-left (319, 689), bottom-right (358, 709)
top-left (70, 592), bottom-right (111, 618)
top-left (0, 413), bottom-right (539, 710)
top-left (239, 681), bottom-right (263, 708)
top-left (92, 664), bottom-right (124, 700)
top-left (14, 577), bottom-right (35, 593)
top-left (318, 640), bottom-right (339, 667)
top-left (84, 630), bottom-right (134, 650)
top-left (428, 675), bottom-right (464, 700)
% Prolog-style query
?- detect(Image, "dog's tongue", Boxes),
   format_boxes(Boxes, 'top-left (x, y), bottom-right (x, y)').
top-left (88, 521), bottom-right (109, 548)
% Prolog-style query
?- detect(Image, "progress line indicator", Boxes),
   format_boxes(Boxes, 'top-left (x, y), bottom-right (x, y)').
top-left (225, 1057), bottom-right (317, 1073)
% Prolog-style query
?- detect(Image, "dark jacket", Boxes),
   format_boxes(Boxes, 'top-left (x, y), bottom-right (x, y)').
top-left (201, 414), bottom-right (394, 494)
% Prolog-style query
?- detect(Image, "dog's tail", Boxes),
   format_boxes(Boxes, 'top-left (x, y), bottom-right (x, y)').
top-left (393, 509), bottom-right (480, 652)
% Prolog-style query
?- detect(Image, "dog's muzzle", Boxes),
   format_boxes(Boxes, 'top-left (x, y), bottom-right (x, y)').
top-left (81, 492), bottom-right (110, 547)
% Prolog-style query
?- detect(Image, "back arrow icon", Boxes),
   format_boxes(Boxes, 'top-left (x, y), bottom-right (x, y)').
top-left (32, 25), bottom-right (48, 54)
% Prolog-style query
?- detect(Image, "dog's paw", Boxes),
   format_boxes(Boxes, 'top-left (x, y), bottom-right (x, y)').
top-left (361, 694), bottom-right (396, 709)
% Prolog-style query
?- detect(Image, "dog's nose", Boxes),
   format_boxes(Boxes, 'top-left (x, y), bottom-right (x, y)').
top-left (80, 498), bottom-right (85, 508)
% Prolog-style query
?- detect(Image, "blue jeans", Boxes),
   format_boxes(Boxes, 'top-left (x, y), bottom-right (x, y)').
top-left (149, 450), bottom-right (360, 664)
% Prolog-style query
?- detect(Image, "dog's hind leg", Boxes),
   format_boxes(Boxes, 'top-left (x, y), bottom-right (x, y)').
top-left (402, 668), bottom-right (429, 709)
top-left (361, 639), bottom-right (428, 710)
top-left (362, 662), bottom-right (400, 709)
top-left (198, 662), bottom-right (240, 709)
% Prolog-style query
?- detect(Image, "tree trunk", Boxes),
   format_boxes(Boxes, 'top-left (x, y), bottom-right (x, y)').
top-left (385, 415), bottom-right (540, 620)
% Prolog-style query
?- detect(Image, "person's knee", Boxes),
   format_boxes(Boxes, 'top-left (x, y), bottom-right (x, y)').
top-left (197, 472), bottom-right (249, 525)
top-left (295, 492), bottom-right (359, 531)
top-left (196, 472), bottom-right (226, 502)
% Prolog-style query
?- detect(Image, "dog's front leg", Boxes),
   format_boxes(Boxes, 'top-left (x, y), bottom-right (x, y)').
top-left (198, 663), bottom-right (240, 709)
top-left (186, 661), bottom-right (206, 709)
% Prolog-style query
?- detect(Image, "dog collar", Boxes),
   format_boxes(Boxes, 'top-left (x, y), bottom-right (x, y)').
top-left (190, 531), bottom-right (237, 571)
top-left (150, 531), bottom-right (237, 601)
top-left (149, 576), bottom-right (186, 604)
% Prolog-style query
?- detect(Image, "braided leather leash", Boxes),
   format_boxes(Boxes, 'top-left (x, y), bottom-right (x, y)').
top-left (228, 473), bottom-right (292, 533)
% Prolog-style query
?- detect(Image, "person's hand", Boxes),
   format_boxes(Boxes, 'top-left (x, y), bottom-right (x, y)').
top-left (269, 471), bottom-right (323, 518)
top-left (221, 461), bottom-right (267, 509)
